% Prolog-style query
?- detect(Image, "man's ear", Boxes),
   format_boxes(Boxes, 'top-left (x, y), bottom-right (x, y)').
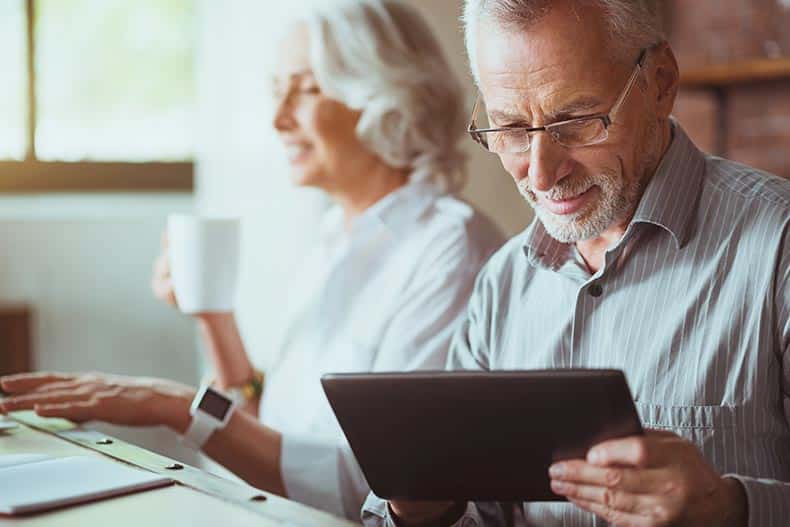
top-left (650, 42), bottom-right (680, 120)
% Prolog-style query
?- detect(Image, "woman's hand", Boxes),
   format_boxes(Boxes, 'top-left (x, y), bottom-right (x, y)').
top-left (0, 372), bottom-right (195, 433)
top-left (152, 231), bottom-right (178, 308)
top-left (151, 232), bottom-right (231, 324)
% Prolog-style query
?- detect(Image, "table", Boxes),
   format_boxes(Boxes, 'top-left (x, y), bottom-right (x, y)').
top-left (0, 412), bottom-right (359, 526)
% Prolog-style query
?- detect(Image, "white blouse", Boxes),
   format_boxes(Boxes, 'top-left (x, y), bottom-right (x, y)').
top-left (259, 181), bottom-right (504, 519)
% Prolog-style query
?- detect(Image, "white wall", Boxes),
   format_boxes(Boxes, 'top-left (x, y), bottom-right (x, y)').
top-left (194, 0), bottom-right (533, 373)
top-left (0, 194), bottom-right (201, 463)
top-left (405, 0), bottom-right (533, 237)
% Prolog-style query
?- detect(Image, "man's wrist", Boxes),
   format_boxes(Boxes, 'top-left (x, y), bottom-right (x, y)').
top-left (721, 477), bottom-right (748, 527)
top-left (387, 501), bottom-right (466, 527)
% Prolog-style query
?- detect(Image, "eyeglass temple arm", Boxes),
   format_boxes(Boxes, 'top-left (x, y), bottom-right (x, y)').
top-left (468, 95), bottom-right (482, 132)
top-left (608, 49), bottom-right (648, 122)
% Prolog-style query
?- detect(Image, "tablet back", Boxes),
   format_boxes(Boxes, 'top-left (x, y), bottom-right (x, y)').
top-left (321, 369), bottom-right (642, 502)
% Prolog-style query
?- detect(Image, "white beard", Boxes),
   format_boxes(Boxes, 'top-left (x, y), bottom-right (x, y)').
top-left (517, 170), bottom-right (639, 244)
top-left (517, 120), bottom-right (662, 244)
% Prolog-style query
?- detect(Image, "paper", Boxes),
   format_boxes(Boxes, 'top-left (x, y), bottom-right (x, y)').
top-left (0, 453), bottom-right (50, 469)
top-left (0, 455), bottom-right (172, 515)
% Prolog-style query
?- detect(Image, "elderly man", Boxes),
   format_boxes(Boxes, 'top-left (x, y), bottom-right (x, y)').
top-left (360, 0), bottom-right (790, 526)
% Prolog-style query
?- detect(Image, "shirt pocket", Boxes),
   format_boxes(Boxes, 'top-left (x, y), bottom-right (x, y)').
top-left (635, 402), bottom-right (790, 478)
top-left (635, 402), bottom-right (741, 432)
top-left (635, 402), bottom-right (744, 473)
top-left (634, 402), bottom-right (744, 455)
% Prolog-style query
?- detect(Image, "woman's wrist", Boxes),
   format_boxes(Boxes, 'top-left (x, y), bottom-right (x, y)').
top-left (195, 312), bottom-right (256, 389)
top-left (195, 311), bottom-right (235, 328)
top-left (153, 382), bottom-right (196, 435)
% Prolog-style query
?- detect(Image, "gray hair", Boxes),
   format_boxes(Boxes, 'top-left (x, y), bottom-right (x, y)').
top-left (305, 0), bottom-right (468, 193)
top-left (463, 0), bottom-right (665, 85)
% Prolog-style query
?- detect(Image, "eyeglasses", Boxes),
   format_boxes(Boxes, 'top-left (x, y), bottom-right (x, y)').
top-left (467, 49), bottom-right (649, 154)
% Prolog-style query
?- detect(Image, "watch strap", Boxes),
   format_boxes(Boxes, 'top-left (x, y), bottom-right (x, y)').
top-left (183, 412), bottom-right (218, 450)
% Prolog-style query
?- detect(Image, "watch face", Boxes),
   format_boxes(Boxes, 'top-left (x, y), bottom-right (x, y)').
top-left (198, 389), bottom-right (233, 420)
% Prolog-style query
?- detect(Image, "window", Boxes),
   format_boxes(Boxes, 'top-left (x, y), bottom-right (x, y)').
top-left (0, 1), bottom-right (27, 162)
top-left (0, 0), bottom-right (195, 193)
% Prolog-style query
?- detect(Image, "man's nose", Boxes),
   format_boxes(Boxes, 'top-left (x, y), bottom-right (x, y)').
top-left (527, 133), bottom-right (573, 192)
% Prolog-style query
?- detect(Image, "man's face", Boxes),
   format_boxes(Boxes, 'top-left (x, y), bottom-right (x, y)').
top-left (475, 2), bottom-right (662, 243)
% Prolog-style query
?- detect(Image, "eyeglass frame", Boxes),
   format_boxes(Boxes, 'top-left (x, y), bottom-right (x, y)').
top-left (467, 48), bottom-right (650, 153)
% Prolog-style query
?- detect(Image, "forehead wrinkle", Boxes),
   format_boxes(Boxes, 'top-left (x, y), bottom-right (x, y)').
top-left (488, 83), bottom-right (599, 120)
top-left (486, 89), bottom-right (607, 129)
top-left (482, 71), bottom-right (553, 124)
top-left (484, 59), bottom-right (615, 119)
top-left (481, 48), bottom-right (617, 126)
top-left (546, 95), bottom-right (604, 120)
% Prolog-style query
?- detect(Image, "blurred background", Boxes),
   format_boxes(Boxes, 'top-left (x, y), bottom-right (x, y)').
top-left (1, 0), bottom-right (788, 465)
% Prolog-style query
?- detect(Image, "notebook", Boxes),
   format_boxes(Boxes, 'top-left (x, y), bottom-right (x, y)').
top-left (0, 454), bottom-right (173, 515)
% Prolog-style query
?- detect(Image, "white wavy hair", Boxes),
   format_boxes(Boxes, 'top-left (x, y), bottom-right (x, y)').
top-left (305, 0), bottom-right (468, 193)
top-left (463, 0), bottom-right (664, 85)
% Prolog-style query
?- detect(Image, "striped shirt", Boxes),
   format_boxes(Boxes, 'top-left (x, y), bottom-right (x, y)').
top-left (362, 123), bottom-right (790, 526)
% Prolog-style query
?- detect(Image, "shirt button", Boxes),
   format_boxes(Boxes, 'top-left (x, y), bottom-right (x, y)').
top-left (588, 283), bottom-right (603, 297)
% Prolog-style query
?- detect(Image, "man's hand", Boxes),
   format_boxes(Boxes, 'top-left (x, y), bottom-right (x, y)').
top-left (549, 430), bottom-right (748, 527)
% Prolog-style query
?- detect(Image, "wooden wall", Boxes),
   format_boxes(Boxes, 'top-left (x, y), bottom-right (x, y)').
top-left (668, 0), bottom-right (790, 178)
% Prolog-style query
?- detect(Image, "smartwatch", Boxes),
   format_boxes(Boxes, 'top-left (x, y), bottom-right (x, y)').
top-left (182, 384), bottom-right (237, 449)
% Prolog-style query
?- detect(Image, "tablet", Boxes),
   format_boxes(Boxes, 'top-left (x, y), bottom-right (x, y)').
top-left (321, 369), bottom-right (642, 502)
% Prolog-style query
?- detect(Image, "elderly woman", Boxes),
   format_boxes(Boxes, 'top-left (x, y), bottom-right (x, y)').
top-left (0, 0), bottom-right (503, 520)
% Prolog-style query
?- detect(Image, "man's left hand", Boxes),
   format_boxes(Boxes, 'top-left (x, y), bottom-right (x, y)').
top-left (549, 430), bottom-right (748, 527)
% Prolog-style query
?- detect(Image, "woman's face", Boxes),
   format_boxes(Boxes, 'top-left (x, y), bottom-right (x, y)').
top-left (272, 25), bottom-right (372, 192)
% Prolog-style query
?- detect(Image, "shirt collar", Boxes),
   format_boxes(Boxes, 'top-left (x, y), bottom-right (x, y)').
top-left (523, 121), bottom-right (706, 268)
top-left (630, 121), bottom-right (706, 250)
top-left (319, 181), bottom-right (443, 244)
top-left (522, 220), bottom-right (572, 271)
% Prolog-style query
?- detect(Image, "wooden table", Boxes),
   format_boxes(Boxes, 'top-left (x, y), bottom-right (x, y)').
top-left (0, 412), bottom-right (359, 526)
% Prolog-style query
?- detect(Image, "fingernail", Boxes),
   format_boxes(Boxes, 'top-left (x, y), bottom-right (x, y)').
top-left (549, 464), bottom-right (565, 478)
top-left (551, 480), bottom-right (566, 493)
top-left (588, 450), bottom-right (601, 464)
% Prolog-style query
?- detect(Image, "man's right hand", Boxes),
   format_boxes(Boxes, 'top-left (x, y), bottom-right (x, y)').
top-left (388, 500), bottom-right (458, 526)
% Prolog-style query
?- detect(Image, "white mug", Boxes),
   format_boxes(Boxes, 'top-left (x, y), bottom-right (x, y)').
top-left (167, 214), bottom-right (241, 314)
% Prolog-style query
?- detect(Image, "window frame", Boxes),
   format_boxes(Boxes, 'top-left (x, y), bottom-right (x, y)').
top-left (0, 0), bottom-right (193, 194)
